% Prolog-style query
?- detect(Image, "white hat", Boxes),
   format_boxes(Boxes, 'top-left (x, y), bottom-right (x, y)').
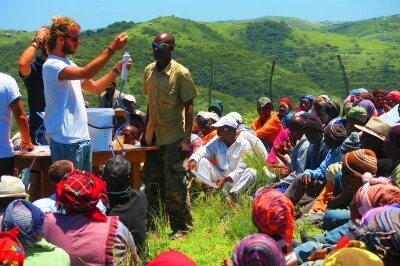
top-left (211, 115), bottom-right (238, 129)
top-left (197, 111), bottom-right (220, 122)
top-left (226, 112), bottom-right (243, 124)
top-left (124, 94), bottom-right (136, 104)
top-left (0, 175), bottom-right (27, 198)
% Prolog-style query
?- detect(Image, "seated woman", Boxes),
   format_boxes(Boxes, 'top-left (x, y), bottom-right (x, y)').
top-left (1, 199), bottom-right (70, 265)
top-left (42, 170), bottom-right (140, 266)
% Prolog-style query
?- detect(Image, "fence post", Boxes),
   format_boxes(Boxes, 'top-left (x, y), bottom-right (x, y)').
top-left (269, 60), bottom-right (275, 101)
top-left (337, 54), bottom-right (350, 99)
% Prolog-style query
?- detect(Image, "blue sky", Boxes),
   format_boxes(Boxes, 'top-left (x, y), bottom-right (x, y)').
top-left (1, 0), bottom-right (399, 31)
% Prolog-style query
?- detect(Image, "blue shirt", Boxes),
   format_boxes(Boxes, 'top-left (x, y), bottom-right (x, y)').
top-left (304, 145), bottom-right (342, 182)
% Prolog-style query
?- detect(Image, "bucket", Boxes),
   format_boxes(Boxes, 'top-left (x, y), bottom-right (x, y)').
top-left (86, 108), bottom-right (114, 151)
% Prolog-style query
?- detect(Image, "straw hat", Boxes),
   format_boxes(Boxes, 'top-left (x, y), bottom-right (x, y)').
top-left (0, 176), bottom-right (27, 198)
top-left (354, 117), bottom-right (390, 141)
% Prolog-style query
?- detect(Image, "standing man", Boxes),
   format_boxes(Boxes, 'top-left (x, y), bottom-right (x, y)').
top-left (43, 16), bottom-right (129, 171)
top-left (140, 32), bottom-right (198, 239)
top-left (18, 26), bottom-right (49, 145)
top-left (0, 73), bottom-right (34, 176)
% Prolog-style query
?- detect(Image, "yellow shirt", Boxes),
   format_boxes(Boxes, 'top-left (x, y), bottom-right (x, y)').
top-left (142, 60), bottom-right (198, 146)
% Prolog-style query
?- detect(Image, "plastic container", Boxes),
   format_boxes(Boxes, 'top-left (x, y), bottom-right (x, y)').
top-left (86, 108), bottom-right (114, 151)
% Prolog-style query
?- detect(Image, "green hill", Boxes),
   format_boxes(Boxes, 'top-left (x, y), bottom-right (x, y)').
top-left (1, 15), bottom-right (399, 114)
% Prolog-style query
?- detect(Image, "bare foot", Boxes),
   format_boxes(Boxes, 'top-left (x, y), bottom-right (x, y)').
top-left (221, 257), bottom-right (233, 266)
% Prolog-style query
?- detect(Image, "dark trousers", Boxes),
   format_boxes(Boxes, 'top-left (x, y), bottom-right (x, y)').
top-left (143, 140), bottom-right (192, 232)
top-left (284, 173), bottom-right (326, 206)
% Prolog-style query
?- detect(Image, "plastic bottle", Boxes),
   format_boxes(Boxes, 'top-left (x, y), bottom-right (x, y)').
top-left (121, 52), bottom-right (130, 80)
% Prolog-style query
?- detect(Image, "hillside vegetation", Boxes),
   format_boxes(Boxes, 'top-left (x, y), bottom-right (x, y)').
top-left (0, 15), bottom-right (399, 112)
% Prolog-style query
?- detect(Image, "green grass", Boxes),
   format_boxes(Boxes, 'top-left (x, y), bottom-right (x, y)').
top-left (143, 152), bottom-right (322, 265)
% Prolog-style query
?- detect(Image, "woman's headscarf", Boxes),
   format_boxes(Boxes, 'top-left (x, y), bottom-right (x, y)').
top-left (323, 241), bottom-right (383, 266)
top-left (350, 176), bottom-right (400, 223)
top-left (352, 205), bottom-right (400, 260)
top-left (1, 199), bottom-right (44, 246)
top-left (0, 228), bottom-right (24, 266)
top-left (252, 188), bottom-right (295, 248)
top-left (55, 170), bottom-right (109, 222)
top-left (232, 233), bottom-right (285, 266)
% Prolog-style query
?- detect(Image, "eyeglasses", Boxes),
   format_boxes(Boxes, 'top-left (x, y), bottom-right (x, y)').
top-left (152, 42), bottom-right (173, 50)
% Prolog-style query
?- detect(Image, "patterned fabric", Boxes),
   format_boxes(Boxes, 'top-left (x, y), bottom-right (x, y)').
top-left (353, 205), bottom-right (400, 260)
top-left (346, 106), bottom-right (368, 123)
top-left (341, 132), bottom-right (361, 154)
top-left (342, 149), bottom-right (377, 179)
top-left (146, 250), bottom-right (196, 266)
top-left (252, 188), bottom-right (295, 248)
top-left (386, 90), bottom-right (400, 105)
top-left (300, 94), bottom-right (315, 104)
top-left (279, 96), bottom-right (293, 110)
top-left (2, 199), bottom-right (44, 246)
top-left (0, 227), bottom-right (24, 265)
top-left (324, 124), bottom-right (347, 141)
top-left (232, 233), bottom-right (285, 266)
top-left (354, 99), bottom-right (376, 118)
top-left (55, 170), bottom-right (109, 222)
top-left (351, 177), bottom-right (400, 222)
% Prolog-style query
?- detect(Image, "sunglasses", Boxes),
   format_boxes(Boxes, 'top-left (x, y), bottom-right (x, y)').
top-left (65, 35), bottom-right (80, 42)
top-left (152, 42), bottom-right (173, 50)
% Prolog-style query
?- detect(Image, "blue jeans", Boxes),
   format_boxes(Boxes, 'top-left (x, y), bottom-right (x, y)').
top-left (50, 138), bottom-right (92, 172)
top-left (322, 209), bottom-right (350, 231)
top-left (314, 221), bottom-right (352, 245)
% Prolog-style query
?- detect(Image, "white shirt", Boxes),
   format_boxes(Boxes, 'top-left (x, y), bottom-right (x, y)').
top-left (190, 135), bottom-right (253, 183)
top-left (0, 73), bottom-right (21, 158)
top-left (43, 55), bottom-right (90, 143)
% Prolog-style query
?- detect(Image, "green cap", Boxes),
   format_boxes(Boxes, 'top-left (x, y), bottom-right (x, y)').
top-left (257, 97), bottom-right (271, 108)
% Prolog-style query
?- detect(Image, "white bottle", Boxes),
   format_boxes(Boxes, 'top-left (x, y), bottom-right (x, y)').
top-left (121, 52), bottom-right (130, 80)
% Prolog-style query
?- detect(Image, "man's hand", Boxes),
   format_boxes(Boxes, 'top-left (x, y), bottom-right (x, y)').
top-left (109, 32), bottom-right (128, 52)
top-left (216, 176), bottom-right (231, 188)
top-left (308, 248), bottom-right (329, 261)
top-left (20, 141), bottom-right (34, 152)
top-left (187, 159), bottom-right (197, 171)
top-left (35, 27), bottom-right (49, 43)
top-left (302, 174), bottom-right (312, 188)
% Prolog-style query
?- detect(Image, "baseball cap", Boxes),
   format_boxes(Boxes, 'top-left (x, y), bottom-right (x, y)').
top-left (257, 97), bottom-right (271, 109)
top-left (211, 115), bottom-right (238, 129)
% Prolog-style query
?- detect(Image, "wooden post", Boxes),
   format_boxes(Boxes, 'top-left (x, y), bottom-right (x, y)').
top-left (337, 54), bottom-right (350, 99)
top-left (209, 59), bottom-right (214, 106)
top-left (269, 60), bottom-right (275, 101)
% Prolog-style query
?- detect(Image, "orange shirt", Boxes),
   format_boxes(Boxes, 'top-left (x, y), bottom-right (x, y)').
top-left (251, 113), bottom-right (283, 145)
top-left (200, 130), bottom-right (217, 145)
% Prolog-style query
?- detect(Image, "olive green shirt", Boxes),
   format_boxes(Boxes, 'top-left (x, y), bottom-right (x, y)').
top-left (142, 60), bottom-right (198, 146)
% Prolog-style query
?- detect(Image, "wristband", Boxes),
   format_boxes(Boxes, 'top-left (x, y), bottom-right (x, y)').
top-left (112, 66), bottom-right (120, 75)
top-left (30, 44), bottom-right (38, 49)
top-left (107, 46), bottom-right (115, 55)
top-left (33, 37), bottom-right (43, 47)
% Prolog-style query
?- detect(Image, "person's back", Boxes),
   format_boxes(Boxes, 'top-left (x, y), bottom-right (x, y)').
top-left (0, 73), bottom-right (34, 176)
top-left (44, 212), bottom-right (120, 265)
top-left (1, 199), bottom-right (70, 266)
top-left (18, 27), bottom-right (49, 145)
top-left (103, 155), bottom-right (148, 253)
top-left (43, 170), bottom-right (140, 265)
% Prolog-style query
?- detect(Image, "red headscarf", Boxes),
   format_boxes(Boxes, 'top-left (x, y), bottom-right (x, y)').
top-left (55, 170), bottom-right (109, 222)
top-left (0, 227), bottom-right (25, 265)
top-left (252, 188), bottom-right (295, 248)
top-left (146, 250), bottom-right (196, 266)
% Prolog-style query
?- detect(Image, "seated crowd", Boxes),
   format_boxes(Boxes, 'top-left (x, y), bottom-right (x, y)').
top-left (2, 87), bottom-right (400, 266)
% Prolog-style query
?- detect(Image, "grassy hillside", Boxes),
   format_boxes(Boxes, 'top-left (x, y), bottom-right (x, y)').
top-left (1, 14), bottom-right (399, 115)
